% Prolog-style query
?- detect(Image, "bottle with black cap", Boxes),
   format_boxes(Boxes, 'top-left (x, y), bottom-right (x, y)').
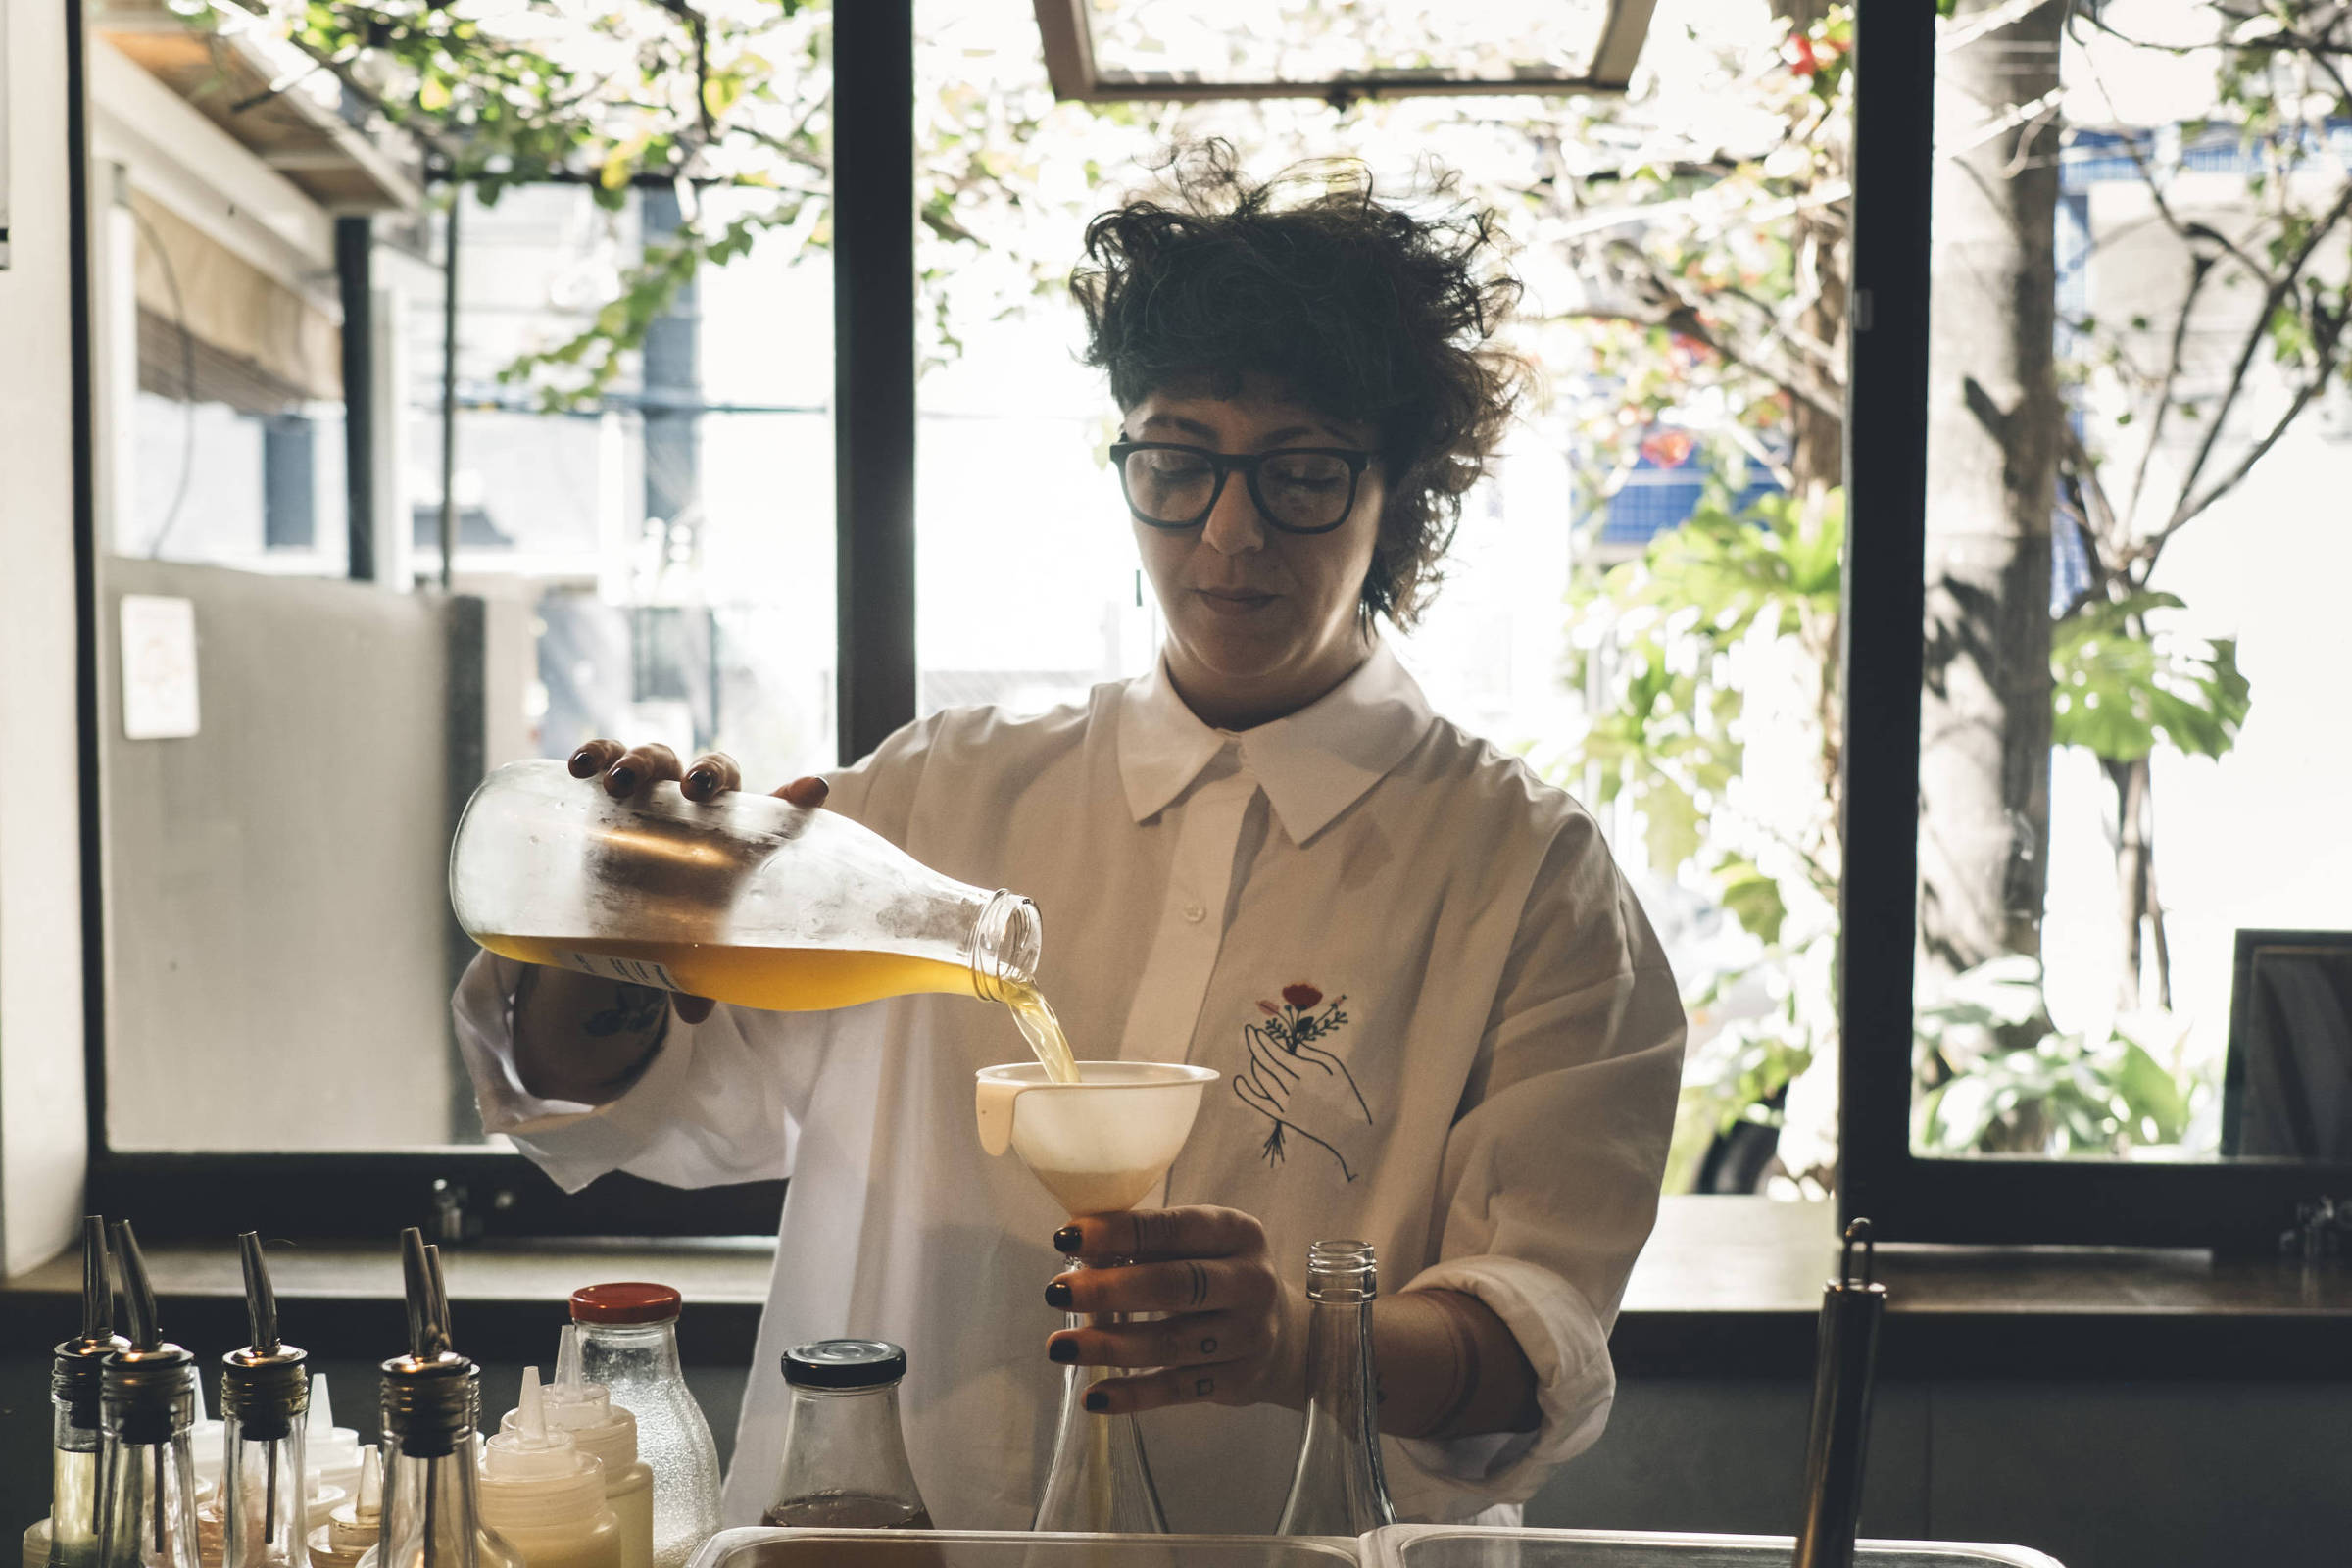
top-left (374, 1231), bottom-right (521, 1568)
top-left (760, 1342), bottom-right (930, 1530)
top-left (38, 1216), bottom-right (128, 1568)
top-left (222, 1234), bottom-right (309, 1568)
top-left (95, 1220), bottom-right (202, 1568)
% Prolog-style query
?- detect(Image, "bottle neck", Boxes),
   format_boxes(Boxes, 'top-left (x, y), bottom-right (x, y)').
top-left (572, 1320), bottom-right (683, 1384)
top-left (96, 1431), bottom-right (201, 1568)
top-left (967, 890), bottom-right (1042, 1001)
top-left (771, 1384), bottom-right (924, 1512)
top-left (221, 1415), bottom-right (308, 1568)
top-left (50, 1405), bottom-right (105, 1568)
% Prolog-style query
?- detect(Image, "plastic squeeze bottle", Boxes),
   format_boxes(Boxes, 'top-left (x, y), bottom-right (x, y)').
top-left (476, 1371), bottom-right (619, 1568)
top-left (304, 1378), bottom-right (367, 1526)
top-left (501, 1331), bottom-right (650, 1568)
top-left (306, 1446), bottom-right (382, 1568)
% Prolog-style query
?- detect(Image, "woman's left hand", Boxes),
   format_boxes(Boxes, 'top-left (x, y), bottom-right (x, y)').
top-left (1044, 1205), bottom-right (1306, 1416)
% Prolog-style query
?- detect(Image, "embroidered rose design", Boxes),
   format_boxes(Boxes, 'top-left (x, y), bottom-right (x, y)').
top-left (1234, 981), bottom-right (1372, 1182)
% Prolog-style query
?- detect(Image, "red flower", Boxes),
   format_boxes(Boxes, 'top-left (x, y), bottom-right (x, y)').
top-left (1640, 429), bottom-right (1696, 469)
top-left (1786, 34), bottom-right (1820, 76)
top-left (1282, 983), bottom-right (1324, 1010)
top-left (1257, 1001), bottom-right (1281, 1017)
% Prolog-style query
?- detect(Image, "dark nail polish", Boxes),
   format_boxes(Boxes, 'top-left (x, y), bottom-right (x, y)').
top-left (1048, 1339), bottom-right (1078, 1364)
top-left (1083, 1389), bottom-right (1109, 1413)
top-left (1054, 1226), bottom-right (1083, 1254)
top-left (608, 766), bottom-right (638, 794)
top-left (686, 768), bottom-right (717, 796)
top-left (1044, 1278), bottom-right (1074, 1310)
top-left (568, 749), bottom-right (599, 777)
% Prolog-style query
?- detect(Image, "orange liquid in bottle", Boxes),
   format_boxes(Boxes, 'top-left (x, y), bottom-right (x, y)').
top-left (476, 934), bottom-right (1080, 1082)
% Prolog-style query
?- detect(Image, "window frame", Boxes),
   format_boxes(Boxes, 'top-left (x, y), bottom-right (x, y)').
top-left (1836, 0), bottom-right (2351, 1253)
top-left (69, 0), bottom-right (918, 1242)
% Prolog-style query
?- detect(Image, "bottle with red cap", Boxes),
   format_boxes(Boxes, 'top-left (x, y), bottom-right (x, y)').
top-left (566, 1286), bottom-right (717, 1568)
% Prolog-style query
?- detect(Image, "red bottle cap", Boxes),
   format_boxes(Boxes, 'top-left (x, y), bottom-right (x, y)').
top-left (569, 1282), bottom-right (683, 1324)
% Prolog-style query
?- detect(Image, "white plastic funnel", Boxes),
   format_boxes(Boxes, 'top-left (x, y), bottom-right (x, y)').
top-left (975, 1060), bottom-right (1219, 1215)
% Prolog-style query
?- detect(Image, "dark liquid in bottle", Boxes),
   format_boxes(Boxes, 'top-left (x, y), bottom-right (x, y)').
top-left (761, 1493), bottom-right (934, 1530)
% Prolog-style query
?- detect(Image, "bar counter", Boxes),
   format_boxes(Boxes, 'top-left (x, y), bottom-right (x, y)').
top-left (5, 1198), bottom-right (2346, 1378)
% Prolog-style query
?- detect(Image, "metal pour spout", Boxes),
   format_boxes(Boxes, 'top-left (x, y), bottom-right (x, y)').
top-left (399, 1227), bottom-right (454, 1359)
top-left (109, 1219), bottom-right (161, 1352)
top-left (239, 1232), bottom-right (280, 1357)
top-left (79, 1214), bottom-right (112, 1345)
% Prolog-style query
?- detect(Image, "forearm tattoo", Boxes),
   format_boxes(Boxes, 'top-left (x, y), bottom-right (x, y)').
top-left (584, 983), bottom-right (668, 1039)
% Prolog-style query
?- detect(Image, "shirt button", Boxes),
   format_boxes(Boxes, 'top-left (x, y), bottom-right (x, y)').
top-left (1182, 902), bottom-right (1205, 923)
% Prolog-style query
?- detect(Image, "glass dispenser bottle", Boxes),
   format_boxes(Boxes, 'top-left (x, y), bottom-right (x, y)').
top-left (374, 1233), bottom-right (521, 1568)
top-left (47, 1216), bottom-right (128, 1568)
top-left (223, 1235), bottom-right (309, 1568)
top-left (448, 760), bottom-right (1043, 1013)
top-left (96, 1221), bottom-right (203, 1568)
top-left (566, 1286), bottom-right (717, 1568)
top-left (761, 1341), bottom-right (931, 1530)
top-left (1274, 1241), bottom-right (1397, 1536)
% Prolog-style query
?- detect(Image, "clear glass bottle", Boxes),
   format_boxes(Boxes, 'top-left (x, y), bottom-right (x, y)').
top-left (1032, 1261), bottom-right (1166, 1535)
top-left (97, 1221), bottom-right (204, 1568)
top-left (375, 1233), bottom-right (522, 1568)
top-left (567, 1287), bottom-right (717, 1568)
top-left (1274, 1241), bottom-right (1397, 1536)
top-left (51, 1216), bottom-right (127, 1568)
top-left (448, 760), bottom-right (1042, 1012)
top-left (760, 1342), bottom-right (930, 1530)
top-left (223, 1235), bottom-right (310, 1568)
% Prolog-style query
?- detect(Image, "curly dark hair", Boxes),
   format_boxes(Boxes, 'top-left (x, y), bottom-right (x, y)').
top-left (1070, 143), bottom-right (1526, 629)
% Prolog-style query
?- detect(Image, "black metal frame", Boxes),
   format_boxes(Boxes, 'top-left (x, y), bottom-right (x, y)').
top-left (67, 1), bottom-right (923, 1243)
top-left (1031, 0), bottom-right (1656, 103)
top-left (1836, 0), bottom-right (2352, 1252)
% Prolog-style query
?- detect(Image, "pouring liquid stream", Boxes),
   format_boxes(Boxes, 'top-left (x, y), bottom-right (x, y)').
top-left (476, 934), bottom-right (1080, 1084)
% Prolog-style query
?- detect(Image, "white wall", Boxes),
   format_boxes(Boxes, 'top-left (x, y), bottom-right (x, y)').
top-left (0, 0), bottom-right (93, 1274)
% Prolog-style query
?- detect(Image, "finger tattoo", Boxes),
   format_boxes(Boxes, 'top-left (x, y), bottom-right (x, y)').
top-left (1200, 1336), bottom-right (1218, 1356)
top-left (1194, 1376), bottom-right (1214, 1398)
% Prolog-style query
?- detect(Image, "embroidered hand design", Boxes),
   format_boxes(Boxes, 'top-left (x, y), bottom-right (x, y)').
top-left (1233, 983), bottom-right (1372, 1181)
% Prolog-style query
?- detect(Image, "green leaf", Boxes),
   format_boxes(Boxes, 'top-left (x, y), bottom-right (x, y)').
top-left (1711, 854), bottom-right (1788, 945)
top-left (2051, 592), bottom-right (2251, 762)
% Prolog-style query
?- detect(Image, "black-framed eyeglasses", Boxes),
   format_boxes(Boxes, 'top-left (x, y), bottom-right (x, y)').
top-left (1107, 441), bottom-right (1375, 535)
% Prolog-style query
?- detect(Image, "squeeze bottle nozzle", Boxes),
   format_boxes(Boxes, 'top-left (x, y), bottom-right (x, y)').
top-left (483, 1369), bottom-right (588, 1482)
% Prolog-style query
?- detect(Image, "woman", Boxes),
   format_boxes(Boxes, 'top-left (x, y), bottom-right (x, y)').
top-left (455, 150), bottom-right (1684, 1532)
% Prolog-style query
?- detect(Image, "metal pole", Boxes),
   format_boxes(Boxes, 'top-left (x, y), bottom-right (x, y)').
top-left (438, 188), bottom-right (461, 592)
top-left (832, 0), bottom-right (919, 763)
top-left (337, 216), bottom-right (376, 581)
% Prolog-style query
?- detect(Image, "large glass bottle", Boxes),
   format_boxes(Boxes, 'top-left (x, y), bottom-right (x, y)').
top-left (376, 1233), bottom-right (522, 1568)
top-left (448, 760), bottom-right (1042, 1012)
top-left (761, 1341), bottom-right (930, 1530)
top-left (1274, 1241), bottom-right (1397, 1536)
top-left (96, 1221), bottom-right (203, 1568)
top-left (47, 1216), bottom-right (127, 1568)
top-left (566, 1287), bottom-right (717, 1568)
top-left (222, 1235), bottom-right (309, 1568)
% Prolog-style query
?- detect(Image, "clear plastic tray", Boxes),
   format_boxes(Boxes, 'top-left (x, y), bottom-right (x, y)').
top-left (1365, 1525), bottom-right (2065, 1568)
top-left (691, 1528), bottom-right (1365, 1568)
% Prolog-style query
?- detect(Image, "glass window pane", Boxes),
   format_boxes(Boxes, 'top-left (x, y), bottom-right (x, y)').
top-left (1910, 5), bottom-right (2352, 1162)
top-left (1083, 0), bottom-right (1613, 84)
top-left (914, 0), bottom-right (1843, 1198)
top-left (98, 10), bottom-right (833, 1152)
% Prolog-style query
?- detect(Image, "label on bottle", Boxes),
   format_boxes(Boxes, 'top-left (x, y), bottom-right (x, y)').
top-left (547, 951), bottom-right (684, 990)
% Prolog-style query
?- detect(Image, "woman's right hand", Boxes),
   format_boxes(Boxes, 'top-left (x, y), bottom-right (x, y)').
top-left (562, 739), bottom-right (831, 1023)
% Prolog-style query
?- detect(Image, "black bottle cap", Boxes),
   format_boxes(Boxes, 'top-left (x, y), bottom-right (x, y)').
top-left (782, 1339), bottom-right (906, 1390)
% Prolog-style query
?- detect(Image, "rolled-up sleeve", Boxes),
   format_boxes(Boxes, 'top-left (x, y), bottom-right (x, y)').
top-left (453, 948), bottom-right (824, 1193)
top-left (1388, 815), bottom-right (1686, 1515)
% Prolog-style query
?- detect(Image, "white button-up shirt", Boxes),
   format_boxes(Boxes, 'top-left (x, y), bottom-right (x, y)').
top-left (454, 643), bottom-right (1685, 1534)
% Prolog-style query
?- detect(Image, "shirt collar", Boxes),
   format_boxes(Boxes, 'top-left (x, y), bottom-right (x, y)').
top-left (1117, 641), bottom-right (1435, 843)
